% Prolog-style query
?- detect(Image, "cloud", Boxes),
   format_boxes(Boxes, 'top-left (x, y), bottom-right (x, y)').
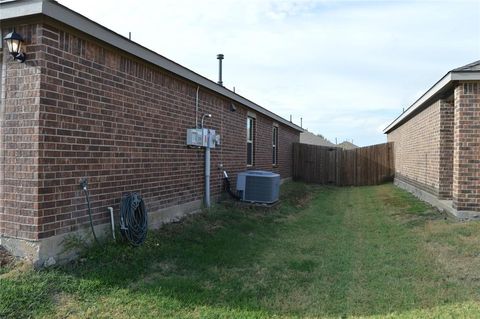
top-left (58, 0), bottom-right (480, 145)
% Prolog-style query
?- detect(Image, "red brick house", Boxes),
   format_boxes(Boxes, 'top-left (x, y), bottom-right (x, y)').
top-left (385, 60), bottom-right (480, 218)
top-left (0, 0), bottom-right (302, 265)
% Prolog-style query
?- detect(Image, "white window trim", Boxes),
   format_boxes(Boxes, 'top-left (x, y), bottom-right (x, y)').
top-left (272, 126), bottom-right (278, 166)
top-left (247, 116), bottom-right (255, 166)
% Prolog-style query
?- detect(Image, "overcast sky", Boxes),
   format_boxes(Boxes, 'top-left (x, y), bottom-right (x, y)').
top-left (58, 0), bottom-right (480, 146)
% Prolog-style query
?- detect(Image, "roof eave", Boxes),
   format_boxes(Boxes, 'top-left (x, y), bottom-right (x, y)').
top-left (0, 0), bottom-right (43, 20)
top-left (1, 0), bottom-right (304, 132)
top-left (383, 70), bottom-right (480, 134)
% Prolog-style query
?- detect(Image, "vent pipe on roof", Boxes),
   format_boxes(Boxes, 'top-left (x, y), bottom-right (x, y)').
top-left (217, 54), bottom-right (224, 86)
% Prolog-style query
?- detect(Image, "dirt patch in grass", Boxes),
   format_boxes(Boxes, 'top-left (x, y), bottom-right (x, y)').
top-left (377, 184), bottom-right (480, 306)
top-left (376, 185), bottom-right (447, 226)
top-left (422, 219), bottom-right (480, 287)
top-left (0, 261), bottom-right (32, 280)
top-left (426, 242), bottom-right (480, 282)
top-left (129, 261), bottom-right (179, 290)
top-left (283, 182), bottom-right (314, 208)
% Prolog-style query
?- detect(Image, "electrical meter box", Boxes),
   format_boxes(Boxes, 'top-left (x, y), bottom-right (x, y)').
top-left (187, 128), bottom-right (217, 148)
top-left (207, 129), bottom-right (216, 148)
top-left (187, 128), bottom-right (205, 147)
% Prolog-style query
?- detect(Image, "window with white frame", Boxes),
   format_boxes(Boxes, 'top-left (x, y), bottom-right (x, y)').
top-left (247, 116), bottom-right (255, 166)
top-left (272, 126), bottom-right (278, 165)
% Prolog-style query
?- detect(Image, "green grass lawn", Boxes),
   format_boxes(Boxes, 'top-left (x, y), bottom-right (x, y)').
top-left (1, 183), bottom-right (480, 318)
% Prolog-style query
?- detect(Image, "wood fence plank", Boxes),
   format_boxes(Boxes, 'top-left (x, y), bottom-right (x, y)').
top-left (292, 142), bottom-right (394, 186)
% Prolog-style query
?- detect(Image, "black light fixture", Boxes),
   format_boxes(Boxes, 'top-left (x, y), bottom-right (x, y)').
top-left (4, 30), bottom-right (26, 63)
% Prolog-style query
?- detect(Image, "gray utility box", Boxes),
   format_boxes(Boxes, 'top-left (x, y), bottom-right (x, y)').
top-left (186, 128), bottom-right (218, 148)
top-left (236, 170), bottom-right (280, 203)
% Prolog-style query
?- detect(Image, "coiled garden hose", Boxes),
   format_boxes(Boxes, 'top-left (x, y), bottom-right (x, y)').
top-left (120, 193), bottom-right (148, 246)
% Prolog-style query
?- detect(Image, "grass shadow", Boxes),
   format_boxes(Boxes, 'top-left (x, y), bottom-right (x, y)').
top-left (2, 182), bottom-right (320, 318)
top-left (2, 182), bottom-right (480, 318)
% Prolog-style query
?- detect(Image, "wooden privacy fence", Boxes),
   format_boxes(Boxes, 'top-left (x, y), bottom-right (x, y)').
top-left (292, 142), bottom-right (394, 186)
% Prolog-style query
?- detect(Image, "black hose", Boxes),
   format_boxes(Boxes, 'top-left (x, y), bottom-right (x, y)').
top-left (80, 178), bottom-right (100, 245)
top-left (223, 171), bottom-right (241, 200)
top-left (120, 193), bottom-right (148, 246)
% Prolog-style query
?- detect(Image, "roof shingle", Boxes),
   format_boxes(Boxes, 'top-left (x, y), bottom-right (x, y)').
top-left (452, 60), bottom-right (480, 72)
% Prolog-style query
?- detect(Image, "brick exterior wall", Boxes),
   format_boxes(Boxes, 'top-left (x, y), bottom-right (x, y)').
top-left (0, 23), bottom-right (43, 240)
top-left (388, 80), bottom-right (480, 213)
top-left (387, 100), bottom-right (442, 195)
top-left (0, 20), bottom-right (300, 243)
top-left (438, 98), bottom-right (454, 199)
top-left (453, 82), bottom-right (480, 211)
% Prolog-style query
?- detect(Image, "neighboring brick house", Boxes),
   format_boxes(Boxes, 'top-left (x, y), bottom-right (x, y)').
top-left (299, 131), bottom-right (336, 147)
top-left (384, 60), bottom-right (480, 218)
top-left (337, 141), bottom-right (358, 150)
top-left (0, 0), bottom-right (302, 265)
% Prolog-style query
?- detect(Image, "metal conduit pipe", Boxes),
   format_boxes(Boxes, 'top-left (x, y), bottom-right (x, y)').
top-left (195, 86), bottom-right (200, 128)
top-left (205, 146), bottom-right (211, 208)
top-left (217, 54), bottom-right (224, 86)
top-left (201, 113), bottom-right (212, 208)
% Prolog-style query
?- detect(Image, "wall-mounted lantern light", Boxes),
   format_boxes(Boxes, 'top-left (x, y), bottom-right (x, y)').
top-left (4, 30), bottom-right (26, 63)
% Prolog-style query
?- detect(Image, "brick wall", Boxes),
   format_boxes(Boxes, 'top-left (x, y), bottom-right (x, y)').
top-left (438, 98), bottom-right (454, 199)
top-left (453, 82), bottom-right (480, 211)
top-left (388, 83), bottom-right (480, 213)
top-left (0, 24), bottom-right (43, 240)
top-left (1, 20), bottom-right (299, 242)
top-left (387, 100), bottom-right (442, 195)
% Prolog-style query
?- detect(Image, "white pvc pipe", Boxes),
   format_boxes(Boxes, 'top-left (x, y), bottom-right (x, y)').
top-left (108, 207), bottom-right (116, 240)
